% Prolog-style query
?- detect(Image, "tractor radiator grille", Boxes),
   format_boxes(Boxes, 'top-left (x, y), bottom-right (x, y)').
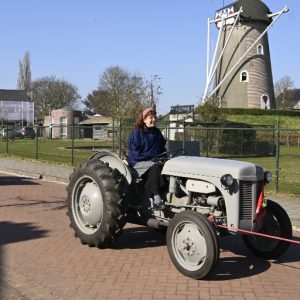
top-left (239, 181), bottom-right (254, 220)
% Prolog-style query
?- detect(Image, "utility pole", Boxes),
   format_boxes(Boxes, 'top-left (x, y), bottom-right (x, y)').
top-left (150, 74), bottom-right (161, 111)
top-left (150, 81), bottom-right (155, 111)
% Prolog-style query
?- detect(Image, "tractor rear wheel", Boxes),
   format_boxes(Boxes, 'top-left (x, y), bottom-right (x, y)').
top-left (67, 159), bottom-right (125, 248)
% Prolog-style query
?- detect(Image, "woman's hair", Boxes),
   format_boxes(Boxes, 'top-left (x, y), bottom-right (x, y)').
top-left (136, 108), bottom-right (156, 129)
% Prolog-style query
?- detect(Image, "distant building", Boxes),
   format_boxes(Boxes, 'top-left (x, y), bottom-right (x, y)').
top-left (79, 114), bottom-right (113, 139)
top-left (44, 107), bottom-right (83, 139)
top-left (276, 89), bottom-right (300, 110)
top-left (165, 105), bottom-right (194, 140)
top-left (169, 105), bottom-right (194, 122)
top-left (294, 101), bottom-right (300, 110)
top-left (0, 89), bottom-right (34, 124)
top-left (290, 89), bottom-right (300, 110)
top-left (43, 108), bottom-right (114, 139)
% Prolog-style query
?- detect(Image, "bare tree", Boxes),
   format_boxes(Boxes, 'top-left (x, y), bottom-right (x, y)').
top-left (84, 66), bottom-right (159, 120)
top-left (17, 51), bottom-right (32, 92)
top-left (30, 75), bottom-right (81, 120)
top-left (274, 76), bottom-right (295, 109)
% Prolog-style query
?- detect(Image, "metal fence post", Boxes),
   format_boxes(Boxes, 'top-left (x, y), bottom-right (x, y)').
top-left (118, 122), bottom-right (122, 157)
top-left (112, 117), bottom-right (115, 153)
top-left (206, 127), bottom-right (208, 157)
top-left (35, 126), bottom-right (39, 160)
top-left (275, 116), bottom-right (280, 193)
top-left (71, 124), bottom-right (74, 165)
top-left (5, 122), bottom-right (8, 154)
top-left (183, 118), bottom-right (186, 150)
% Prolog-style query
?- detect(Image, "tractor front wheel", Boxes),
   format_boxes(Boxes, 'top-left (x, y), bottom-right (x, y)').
top-left (166, 210), bottom-right (219, 279)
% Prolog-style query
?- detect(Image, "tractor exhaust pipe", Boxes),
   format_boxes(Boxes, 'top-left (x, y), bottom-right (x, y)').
top-left (146, 218), bottom-right (169, 229)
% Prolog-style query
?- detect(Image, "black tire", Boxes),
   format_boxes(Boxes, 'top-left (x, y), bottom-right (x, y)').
top-left (67, 159), bottom-right (126, 248)
top-left (166, 210), bottom-right (219, 279)
top-left (242, 199), bottom-right (292, 259)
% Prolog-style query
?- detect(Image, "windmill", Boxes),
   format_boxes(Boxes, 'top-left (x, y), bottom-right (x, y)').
top-left (203, 0), bottom-right (289, 109)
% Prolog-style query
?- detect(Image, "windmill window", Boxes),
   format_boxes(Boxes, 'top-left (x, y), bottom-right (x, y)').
top-left (240, 71), bottom-right (248, 82)
top-left (257, 44), bottom-right (264, 55)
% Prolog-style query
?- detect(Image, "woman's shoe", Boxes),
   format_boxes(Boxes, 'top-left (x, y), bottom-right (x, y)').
top-left (153, 200), bottom-right (165, 210)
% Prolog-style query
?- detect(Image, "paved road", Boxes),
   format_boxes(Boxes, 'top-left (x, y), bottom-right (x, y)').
top-left (1, 171), bottom-right (300, 299)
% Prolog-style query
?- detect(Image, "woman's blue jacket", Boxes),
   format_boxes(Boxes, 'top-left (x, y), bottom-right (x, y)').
top-left (127, 126), bottom-right (166, 167)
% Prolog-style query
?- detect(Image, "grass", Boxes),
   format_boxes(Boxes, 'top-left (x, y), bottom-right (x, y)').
top-left (222, 113), bottom-right (300, 195)
top-left (225, 114), bottom-right (300, 129)
top-left (0, 137), bottom-right (299, 196)
top-left (233, 147), bottom-right (300, 195)
top-left (0, 138), bottom-right (114, 166)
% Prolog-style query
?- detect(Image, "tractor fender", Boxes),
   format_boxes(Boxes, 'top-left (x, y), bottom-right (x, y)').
top-left (89, 151), bottom-right (132, 184)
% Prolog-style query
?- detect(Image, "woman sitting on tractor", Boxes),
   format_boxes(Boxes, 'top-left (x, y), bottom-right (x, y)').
top-left (127, 108), bottom-right (166, 209)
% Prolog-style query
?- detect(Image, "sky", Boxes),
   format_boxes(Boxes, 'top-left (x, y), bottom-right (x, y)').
top-left (0, 0), bottom-right (299, 115)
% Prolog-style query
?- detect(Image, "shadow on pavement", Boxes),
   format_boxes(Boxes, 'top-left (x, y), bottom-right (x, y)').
top-left (112, 226), bottom-right (166, 249)
top-left (222, 234), bottom-right (300, 264)
top-left (207, 235), bottom-right (271, 280)
top-left (51, 201), bottom-right (67, 211)
top-left (208, 234), bottom-right (300, 280)
top-left (0, 176), bottom-right (40, 186)
top-left (0, 221), bottom-right (49, 299)
top-left (210, 256), bottom-right (270, 280)
top-left (100, 225), bottom-right (300, 279)
top-left (0, 198), bottom-right (66, 209)
top-left (0, 221), bottom-right (49, 246)
top-left (272, 235), bottom-right (300, 269)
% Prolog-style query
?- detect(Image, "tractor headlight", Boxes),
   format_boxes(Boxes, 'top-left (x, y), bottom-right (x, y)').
top-left (221, 174), bottom-right (234, 187)
top-left (264, 171), bottom-right (272, 184)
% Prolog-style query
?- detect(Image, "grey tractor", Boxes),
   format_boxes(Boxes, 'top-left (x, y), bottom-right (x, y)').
top-left (67, 150), bottom-right (292, 279)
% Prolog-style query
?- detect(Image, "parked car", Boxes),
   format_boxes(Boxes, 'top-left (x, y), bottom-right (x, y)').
top-left (2, 126), bottom-right (36, 139)
top-left (2, 128), bottom-right (14, 139)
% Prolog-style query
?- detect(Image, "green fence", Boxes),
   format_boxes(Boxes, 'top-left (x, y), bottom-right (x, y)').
top-left (0, 121), bottom-right (299, 195)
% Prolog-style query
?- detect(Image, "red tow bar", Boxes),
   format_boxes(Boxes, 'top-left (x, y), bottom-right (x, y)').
top-left (218, 224), bottom-right (300, 245)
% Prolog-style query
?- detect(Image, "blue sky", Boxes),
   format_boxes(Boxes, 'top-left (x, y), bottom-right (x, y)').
top-left (0, 0), bottom-right (299, 114)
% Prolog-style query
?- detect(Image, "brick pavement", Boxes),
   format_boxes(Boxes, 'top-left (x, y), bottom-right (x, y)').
top-left (1, 172), bottom-right (300, 300)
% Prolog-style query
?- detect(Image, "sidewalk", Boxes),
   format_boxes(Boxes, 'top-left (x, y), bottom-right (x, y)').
top-left (0, 156), bottom-right (300, 230)
top-left (0, 157), bottom-right (73, 184)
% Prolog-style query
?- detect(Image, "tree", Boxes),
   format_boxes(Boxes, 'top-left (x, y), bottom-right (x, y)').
top-left (195, 95), bottom-right (225, 123)
top-left (17, 51), bottom-right (31, 92)
top-left (274, 76), bottom-right (295, 109)
top-left (82, 90), bottom-right (111, 115)
top-left (83, 66), bottom-right (160, 120)
top-left (30, 75), bottom-right (81, 119)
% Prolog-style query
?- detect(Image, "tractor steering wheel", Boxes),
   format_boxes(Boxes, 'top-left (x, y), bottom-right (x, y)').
top-left (152, 148), bottom-right (186, 163)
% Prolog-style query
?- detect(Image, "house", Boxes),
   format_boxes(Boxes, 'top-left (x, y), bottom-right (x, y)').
top-left (167, 105), bottom-right (194, 140)
top-left (79, 114), bottom-right (113, 139)
top-left (276, 89), bottom-right (300, 109)
top-left (294, 100), bottom-right (300, 110)
top-left (290, 89), bottom-right (300, 110)
top-left (160, 105), bottom-right (200, 156)
top-left (43, 107), bottom-right (83, 139)
top-left (0, 89), bottom-right (34, 125)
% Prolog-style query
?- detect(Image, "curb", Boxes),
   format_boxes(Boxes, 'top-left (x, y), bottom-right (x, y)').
top-left (0, 168), bottom-right (68, 185)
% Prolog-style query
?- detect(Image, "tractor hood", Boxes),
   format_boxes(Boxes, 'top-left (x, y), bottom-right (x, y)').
top-left (162, 156), bottom-right (264, 181)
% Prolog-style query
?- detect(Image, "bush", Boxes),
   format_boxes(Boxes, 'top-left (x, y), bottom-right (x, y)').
top-left (221, 108), bottom-right (300, 117)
